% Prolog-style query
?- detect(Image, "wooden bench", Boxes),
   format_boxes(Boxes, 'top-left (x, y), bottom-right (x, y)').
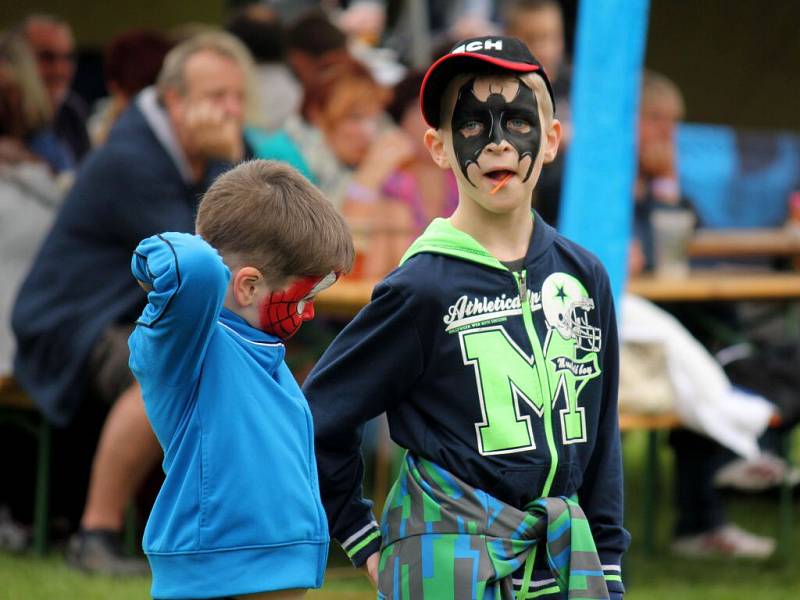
top-left (0, 376), bottom-right (51, 555)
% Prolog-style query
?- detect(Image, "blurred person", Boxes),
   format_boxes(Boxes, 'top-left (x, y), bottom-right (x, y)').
top-left (250, 57), bottom-right (413, 278)
top-left (628, 70), bottom-right (777, 559)
top-left (11, 31), bottom-right (252, 574)
top-left (382, 70), bottom-right (459, 239)
top-left (286, 8), bottom-right (403, 90)
top-left (227, 3), bottom-right (302, 132)
top-left (88, 29), bottom-right (172, 146)
top-left (337, 1), bottom-right (406, 87)
top-left (504, 0), bottom-right (572, 227)
top-left (0, 30), bottom-right (65, 552)
top-left (285, 9), bottom-right (349, 90)
top-left (21, 14), bottom-right (90, 169)
top-left (384, 0), bottom-right (500, 70)
top-left (633, 70), bottom-right (694, 269)
top-left (0, 31), bottom-right (65, 376)
top-left (338, 0), bottom-right (386, 46)
top-left (504, 0), bottom-right (568, 99)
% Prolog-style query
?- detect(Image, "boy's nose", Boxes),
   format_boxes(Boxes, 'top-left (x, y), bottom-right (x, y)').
top-left (484, 139), bottom-right (514, 154)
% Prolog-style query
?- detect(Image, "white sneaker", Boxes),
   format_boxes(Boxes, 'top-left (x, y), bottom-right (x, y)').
top-left (714, 453), bottom-right (800, 492)
top-left (670, 524), bottom-right (776, 559)
top-left (0, 506), bottom-right (29, 552)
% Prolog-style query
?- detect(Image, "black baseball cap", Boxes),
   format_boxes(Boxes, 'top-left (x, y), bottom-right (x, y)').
top-left (420, 35), bottom-right (555, 128)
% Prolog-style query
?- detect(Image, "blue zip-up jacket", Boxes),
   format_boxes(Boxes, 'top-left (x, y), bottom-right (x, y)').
top-left (303, 214), bottom-right (629, 596)
top-left (129, 232), bottom-right (328, 599)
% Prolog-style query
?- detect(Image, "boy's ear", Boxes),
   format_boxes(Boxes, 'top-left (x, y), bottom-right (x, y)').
top-left (423, 128), bottom-right (451, 170)
top-left (542, 118), bottom-right (563, 164)
top-left (231, 266), bottom-right (266, 307)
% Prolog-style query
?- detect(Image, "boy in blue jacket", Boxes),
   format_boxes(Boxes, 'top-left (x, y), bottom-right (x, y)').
top-left (129, 160), bottom-right (354, 599)
top-left (303, 37), bottom-right (630, 599)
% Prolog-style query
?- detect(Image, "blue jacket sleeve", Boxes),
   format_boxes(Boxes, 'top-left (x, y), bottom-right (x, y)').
top-left (302, 280), bottom-right (425, 566)
top-left (128, 233), bottom-right (230, 431)
top-left (578, 267), bottom-right (630, 595)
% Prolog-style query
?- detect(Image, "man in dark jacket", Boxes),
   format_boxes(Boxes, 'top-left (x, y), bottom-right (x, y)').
top-left (12, 31), bottom-right (253, 574)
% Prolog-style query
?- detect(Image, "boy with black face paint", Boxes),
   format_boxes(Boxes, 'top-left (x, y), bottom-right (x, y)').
top-left (304, 37), bottom-right (629, 600)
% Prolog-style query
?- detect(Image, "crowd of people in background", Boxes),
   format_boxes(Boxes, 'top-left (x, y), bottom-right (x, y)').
top-left (0, 0), bottom-right (795, 577)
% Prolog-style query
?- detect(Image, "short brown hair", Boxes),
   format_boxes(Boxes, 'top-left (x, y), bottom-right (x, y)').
top-left (196, 160), bottom-right (355, 285)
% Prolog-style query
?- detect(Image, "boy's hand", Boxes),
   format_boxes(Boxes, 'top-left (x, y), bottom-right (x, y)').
top-left (137, 280), bottom-right (152, 293)
top-left (183, 100), bottom-right (244, 162)
top-left (362, 551), bottom-right (380, 587)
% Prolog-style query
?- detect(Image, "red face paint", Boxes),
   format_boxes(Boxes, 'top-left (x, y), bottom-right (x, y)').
top-left (259, 272), bottom-right (338, 339)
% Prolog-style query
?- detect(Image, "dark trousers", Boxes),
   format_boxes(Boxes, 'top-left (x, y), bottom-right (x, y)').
top-left (669, 428), bottom-right (728, 536)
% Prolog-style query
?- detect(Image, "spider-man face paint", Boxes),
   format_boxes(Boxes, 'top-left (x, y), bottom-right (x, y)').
top-left (451, 76), bottom-right (541, 186)
top-left (259, 272), bottom-right (338, 339)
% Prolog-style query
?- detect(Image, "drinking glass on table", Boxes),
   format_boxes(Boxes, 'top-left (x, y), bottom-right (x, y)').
top-left (651, 208), bottom-right (695, 277)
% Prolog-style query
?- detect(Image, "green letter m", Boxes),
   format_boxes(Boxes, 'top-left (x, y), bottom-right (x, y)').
top-left (460, 326), bottom-right (548, 455)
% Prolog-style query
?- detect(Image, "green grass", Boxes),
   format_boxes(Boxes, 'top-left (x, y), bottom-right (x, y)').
top-left (0, 556), bottom-right (374, 600)
top-left (1, 430), bottom-right (798, 599)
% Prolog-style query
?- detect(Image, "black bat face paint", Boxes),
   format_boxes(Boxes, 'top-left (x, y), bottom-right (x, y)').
top-left (450, 77), bottom-right (541, 186)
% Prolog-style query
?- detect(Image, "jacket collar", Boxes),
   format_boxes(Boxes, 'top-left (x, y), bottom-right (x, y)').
top-left (136, 87), bottom-right (194, 185)
top-left (400, 210), bottom-right (556, 270)
top-left (218, 307), bottom-right (284, 348)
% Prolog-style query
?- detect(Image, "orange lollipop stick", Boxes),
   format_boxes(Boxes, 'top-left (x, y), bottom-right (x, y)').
top-left (490, 172), bottom-right (513, 195)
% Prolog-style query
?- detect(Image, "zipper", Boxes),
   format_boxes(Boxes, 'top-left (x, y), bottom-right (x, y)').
top-left (514, 268), bottom-right (559, 498)
top-left (518, 269), bottom-right (527, 304)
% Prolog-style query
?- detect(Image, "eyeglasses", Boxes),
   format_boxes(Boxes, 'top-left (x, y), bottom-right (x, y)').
top-left (36, 50), bottom-right (75, 64)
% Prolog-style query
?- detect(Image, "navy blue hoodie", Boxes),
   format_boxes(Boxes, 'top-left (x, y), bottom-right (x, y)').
top-left (303, 214), bottom-right (630, 594)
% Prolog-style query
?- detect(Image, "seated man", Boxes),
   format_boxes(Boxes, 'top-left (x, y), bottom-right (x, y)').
top-left (629, 70), bottom-right (776, 559)
top-left (12, 31), bottom-right (253, 574)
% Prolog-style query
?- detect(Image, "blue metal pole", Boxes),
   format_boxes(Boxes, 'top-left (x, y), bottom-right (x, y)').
top-left (558, 0), bottom-right (651, 301)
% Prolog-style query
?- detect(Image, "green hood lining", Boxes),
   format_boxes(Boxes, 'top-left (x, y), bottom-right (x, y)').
top-left (400, 218), bottom-right (510, 271)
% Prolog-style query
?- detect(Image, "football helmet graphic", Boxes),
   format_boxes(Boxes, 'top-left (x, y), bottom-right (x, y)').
top-left (541, 273), bottom-right (602, 352)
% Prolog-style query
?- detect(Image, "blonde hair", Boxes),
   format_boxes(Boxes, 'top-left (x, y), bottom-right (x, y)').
top-left (520, 71), bottom-right (554, 125)
top-left (440, 70), bottom-right (554, 130)
top-left (0, 31), bottom-right (53, 135)
top-left (196, 160), bottom-right (355, 284)
top-left (156, 30), bottom-right (262, 125)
